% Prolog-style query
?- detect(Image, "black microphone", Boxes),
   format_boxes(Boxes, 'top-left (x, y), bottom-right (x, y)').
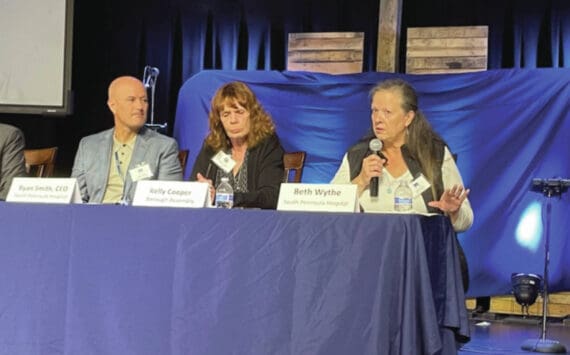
top-left (369, 138), bottom-right (383, 198)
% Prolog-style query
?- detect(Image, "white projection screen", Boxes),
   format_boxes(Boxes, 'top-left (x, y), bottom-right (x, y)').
top-left (0, 0), bottom-right (74, 115)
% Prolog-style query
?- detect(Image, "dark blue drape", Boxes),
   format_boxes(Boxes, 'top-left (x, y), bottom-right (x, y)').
top-left (65, 0), bottom-right (570, 135)
top-left (5, 0), bottom-right (570, 171)
top-left (174, 68), bottom-right (570, 297)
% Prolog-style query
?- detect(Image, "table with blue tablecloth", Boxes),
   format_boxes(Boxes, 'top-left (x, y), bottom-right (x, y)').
top-left (0, 203), bottom-right (468, 355)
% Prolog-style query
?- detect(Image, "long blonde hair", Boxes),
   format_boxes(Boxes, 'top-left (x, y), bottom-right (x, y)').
top-left (205, 81), bottom-right (275, 151)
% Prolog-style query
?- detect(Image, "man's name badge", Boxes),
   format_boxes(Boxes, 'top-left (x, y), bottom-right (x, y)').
top-left (129, 163), bottom-right (153, 182)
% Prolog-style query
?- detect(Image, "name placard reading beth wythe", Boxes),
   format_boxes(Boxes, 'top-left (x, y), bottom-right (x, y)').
top-left (277, 183), bottom-right (358, 213)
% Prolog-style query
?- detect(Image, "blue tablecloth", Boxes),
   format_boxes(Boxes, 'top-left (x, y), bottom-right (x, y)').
top-left (0, 203), bottom-right (468, 355)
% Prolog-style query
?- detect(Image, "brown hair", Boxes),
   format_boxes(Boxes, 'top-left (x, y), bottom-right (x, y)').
top-left (205, 81), bottom-right (275, 151)
top-left (370, 78), bottom-right (446, 200)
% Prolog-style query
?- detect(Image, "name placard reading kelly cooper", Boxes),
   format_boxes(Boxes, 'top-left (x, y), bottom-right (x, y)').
top-left (7, 177), bottom-right (82, 204)
top-left (132, 180), bottom-right (209, 208)
top-left (277, 183), bottom-right (358, 213)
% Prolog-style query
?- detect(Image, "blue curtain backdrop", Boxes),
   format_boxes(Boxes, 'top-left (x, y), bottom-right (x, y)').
top-left (4, 0), bottom-right (570, 171)
top-left (174, 69), bottom-right (570, 297)
top-left (64, 0), bottom-right (570, 135)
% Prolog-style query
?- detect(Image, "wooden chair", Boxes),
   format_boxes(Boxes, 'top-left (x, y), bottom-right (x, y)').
top-left (283, 151), bottom-right (306, 183)
top-left (178, 149), bottom-right (189, 173)
top-left (24, 147), bottom-right (58, 177)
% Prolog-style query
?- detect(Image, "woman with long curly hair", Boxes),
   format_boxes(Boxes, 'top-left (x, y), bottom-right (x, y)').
top-left (190, 81), bottom-right (284, 209)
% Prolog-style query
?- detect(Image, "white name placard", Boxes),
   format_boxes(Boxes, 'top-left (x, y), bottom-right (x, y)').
top-left (132, 180), bottom-right (209, 208)
top-left (7, 177), bottom-right (82, 204)
top-left (277, 183), bottom-right (358, 213)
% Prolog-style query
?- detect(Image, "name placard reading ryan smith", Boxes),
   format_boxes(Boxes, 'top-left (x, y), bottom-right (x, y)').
top-left (7, 177), bottom-right (81, 204)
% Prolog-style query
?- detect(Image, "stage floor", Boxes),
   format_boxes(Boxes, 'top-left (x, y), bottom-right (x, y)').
top-left (460, 314), bottom-right (570, 354)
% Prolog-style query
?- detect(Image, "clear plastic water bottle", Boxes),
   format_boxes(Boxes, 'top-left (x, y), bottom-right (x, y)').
top-left (394, 180), bottom-right (413, 212)
top-left (215, 177), bottom-right (234, 209)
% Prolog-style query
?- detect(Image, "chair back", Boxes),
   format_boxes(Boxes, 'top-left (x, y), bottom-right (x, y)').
top-left (24, 147), bottom-right (58, 177)
top-left (178, 149), bottom-right (189, 173)
top-left (283, 151), bottom-right (306, 183)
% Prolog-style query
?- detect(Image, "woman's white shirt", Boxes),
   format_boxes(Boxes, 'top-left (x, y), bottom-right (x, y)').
top-left (331, 146), bottom-right (473, 232)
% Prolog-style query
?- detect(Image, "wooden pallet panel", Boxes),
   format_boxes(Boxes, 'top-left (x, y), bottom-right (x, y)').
top-left (287, 32), bottom-right (364, 74)
top-left (406, 26), bottom-right (488, 74)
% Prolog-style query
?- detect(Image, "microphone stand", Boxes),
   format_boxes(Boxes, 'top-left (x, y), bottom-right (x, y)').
top-left (521, 178), bottom-right (569, 353)
top-left (142, 65), bottom-right (167, 132)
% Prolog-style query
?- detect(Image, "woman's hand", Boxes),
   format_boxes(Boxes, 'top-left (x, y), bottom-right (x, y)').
top-left (352, 154), bottom-right (386, 195)
top-left (197, 173), bottom-right (215, 204)
top-left (428, 184), bottom-right (470, 222)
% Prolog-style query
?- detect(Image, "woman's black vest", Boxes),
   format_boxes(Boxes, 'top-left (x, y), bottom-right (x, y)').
top-left (346, 139), bottom-right (446, 214)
